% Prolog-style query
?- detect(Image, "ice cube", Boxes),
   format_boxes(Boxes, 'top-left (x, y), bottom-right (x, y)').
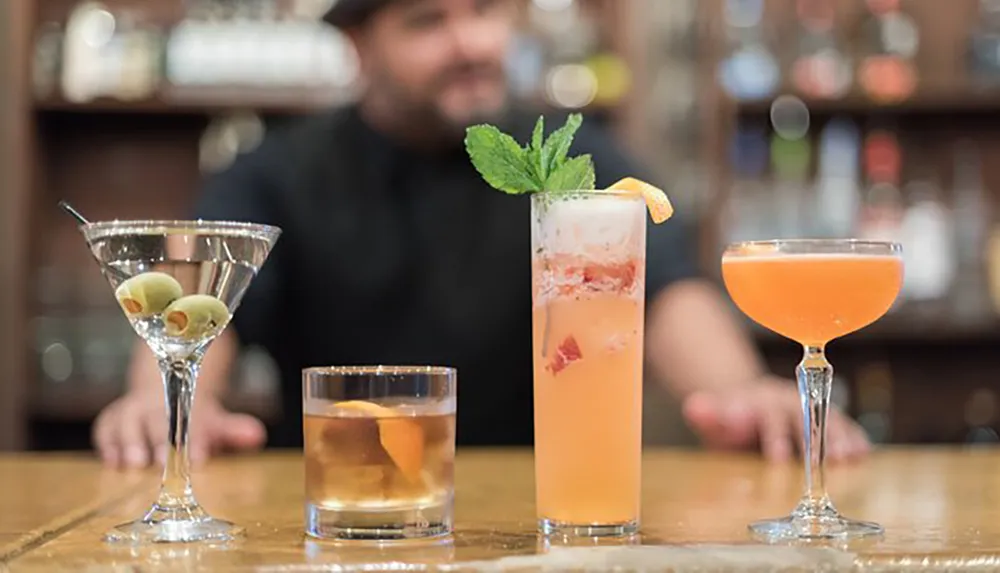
top-left (308, 415), bottom-right (390, 467)
top-left (313, 464), bottom-right (389, 504)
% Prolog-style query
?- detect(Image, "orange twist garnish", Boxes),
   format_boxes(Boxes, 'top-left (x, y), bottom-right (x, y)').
top-left (607, 177), bottom-right (674, 224)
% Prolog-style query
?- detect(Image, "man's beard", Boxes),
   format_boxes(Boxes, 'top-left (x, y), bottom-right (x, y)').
top-left (371, 63), bottom-right (510, 145)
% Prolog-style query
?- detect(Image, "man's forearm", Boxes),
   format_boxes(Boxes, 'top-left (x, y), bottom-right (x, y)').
top-left (645, 279), bottom-right (767, 398)
top-left (126, 330), bottom-right (238, 399)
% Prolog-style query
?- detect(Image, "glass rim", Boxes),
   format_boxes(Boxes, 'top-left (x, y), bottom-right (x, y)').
top-left (530, 190), bottom-right (642, 200)
top-left (303, 365), bottom-right (457, 377)
top-left (80, 219), bottom-right (282, 241)
top-left (723, 238), bottom-right (902, 254)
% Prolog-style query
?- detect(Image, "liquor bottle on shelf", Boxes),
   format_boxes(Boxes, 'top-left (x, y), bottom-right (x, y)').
top-left (899, 176), bottom-right (955, 304)
top-left (854, 362), bottom-right (895, 444)
top-left (789, 0), bottom-right (852, 99)
top-left (34, 265), bottom-right (77, 397)
top-left (77, 261), bottom-right (133, 398)
top-left (32, 21), bottom-right (64, 100)
top-left (963, 388), bottom-right (1000, 445)
top-left (648, 0), bottom-right (698, 128)
top-left (62, 2), bottom-right (163, 103)
top-left (854, 0), bottom-right (919, 103)
top-left (814, 118), bottom-right (861, 238)
top-left (506, 28), bottom-right (547, 100)
top-left (951, 140), bottom-right (994, 320)
top-left (723, 124), bottom-right (770, 246)
top-left (585, 49), bottom-right (632, 109)
top-left (526, 0), bottom-right (587, 108)
top-left (769, 132), bottom-right (813, 239)
top-left (968, 0), bottom-right (1000, 84)
top-left (649, 0), bottom-right (698, 58)
top-left (165, 0), bottom-right (358, 102)
top-left (647, 0), bottom-right (700, 209)
top-left (856, 130), bottom-right (904, 244)
top-left (530, 0), bottom-right (629, 112)
top-left (114, 9), bottom-right (164, 101)
top-left (234, 345), bottom-right (280, 400)
top-left (716, 0), bottom-right (780, 102)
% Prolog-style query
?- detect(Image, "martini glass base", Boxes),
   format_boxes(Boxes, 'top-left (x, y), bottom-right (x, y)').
top-left (749, 515), bottom-right (883, 543)
top-left (104, 509), bottom-right (244, 544)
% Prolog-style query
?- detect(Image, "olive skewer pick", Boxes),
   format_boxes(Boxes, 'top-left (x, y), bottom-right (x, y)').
top-left (58, 200), bottom-right (90, 226)
top-left (59, 200), bottom-right (131, 282)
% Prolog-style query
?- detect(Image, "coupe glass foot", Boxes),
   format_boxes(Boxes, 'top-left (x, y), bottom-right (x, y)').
top-left (749, 515), bottom-right (883, 542)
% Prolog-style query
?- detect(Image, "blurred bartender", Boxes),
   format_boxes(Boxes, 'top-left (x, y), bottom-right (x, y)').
top-left (93, 0), bottom-right (870, 468)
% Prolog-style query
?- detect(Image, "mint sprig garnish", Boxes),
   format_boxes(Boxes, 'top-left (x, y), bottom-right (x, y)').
top-left (465, 113), bottom-right (595, 194)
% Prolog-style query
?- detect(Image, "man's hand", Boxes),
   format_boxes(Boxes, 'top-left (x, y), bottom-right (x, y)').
top-left (681, 377), bottom-right (871, 463)
top-left (93, 390), bottom-right (267, 469)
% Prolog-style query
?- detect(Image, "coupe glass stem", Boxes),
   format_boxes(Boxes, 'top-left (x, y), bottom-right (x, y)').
top-left (794, 345), bottom-right (836, 518)
top-left (153, 356), bottom-right (201, 514)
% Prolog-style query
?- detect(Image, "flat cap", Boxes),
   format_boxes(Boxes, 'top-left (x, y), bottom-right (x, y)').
top-left (323, 0), bottom-right (395, 28)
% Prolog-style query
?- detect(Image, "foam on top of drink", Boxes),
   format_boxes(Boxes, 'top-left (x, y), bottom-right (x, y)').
top-left (722, 252), bottom-right (903, 263)
top-left (533, 195), bottom-right (646, 258)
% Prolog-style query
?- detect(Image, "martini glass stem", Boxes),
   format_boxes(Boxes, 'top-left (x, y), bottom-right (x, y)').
top-left (154, 356), bottom-right (201, 513)
top-left (795, 345), bottom-right (835, 518)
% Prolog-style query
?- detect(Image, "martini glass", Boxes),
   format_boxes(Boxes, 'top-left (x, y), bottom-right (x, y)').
top-left (79, 218), bottom-right (281, 544)
top-left (720, 239), bottom-right (903, 542)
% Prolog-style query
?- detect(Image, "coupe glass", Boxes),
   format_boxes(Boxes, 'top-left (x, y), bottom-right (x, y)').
top-left (721, 239), bottom-right (903, 541)
top-left (79, 219), bottom-right (281, 544)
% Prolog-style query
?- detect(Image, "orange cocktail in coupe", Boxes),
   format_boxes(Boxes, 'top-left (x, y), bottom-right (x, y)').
top-left (721, 239), bottom-right (903, 542)
top-left (465, 114), bottom-right (673, 537)
top-left (722, 250), bottom-right (903, 346)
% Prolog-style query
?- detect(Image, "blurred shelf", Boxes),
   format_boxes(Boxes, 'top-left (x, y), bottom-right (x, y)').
top-left (34, 89), bottom-right (348, 116)
top-left (732, 84), bottom-right (1000, 117)
top-left (31, 384), bottom-right (281, 422)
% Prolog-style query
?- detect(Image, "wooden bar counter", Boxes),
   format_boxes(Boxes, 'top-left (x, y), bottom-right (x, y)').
top-left (3, 448), bottom-right (1000, 571)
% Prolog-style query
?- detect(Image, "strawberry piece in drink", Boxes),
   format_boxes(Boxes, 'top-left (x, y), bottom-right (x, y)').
top-left (547, 335), bottom-right (583, 375)
top-left (582, 261), bottom-right (637, 293)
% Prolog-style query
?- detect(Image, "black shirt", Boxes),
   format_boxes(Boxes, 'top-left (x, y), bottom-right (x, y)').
top-left (193, 105), bottom-right (699, 448)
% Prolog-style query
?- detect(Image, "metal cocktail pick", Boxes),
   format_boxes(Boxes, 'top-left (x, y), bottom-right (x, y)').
top-left (58, 200), bottom-right (90, 225)
top-left (59, 200), bottom-right (131, 281)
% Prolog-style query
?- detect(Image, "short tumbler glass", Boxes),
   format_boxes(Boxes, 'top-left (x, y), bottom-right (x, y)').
top-left (303, 366), bottom-right (457, 541)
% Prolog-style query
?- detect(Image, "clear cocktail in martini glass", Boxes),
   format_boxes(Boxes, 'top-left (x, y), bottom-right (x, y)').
top-left (79, 219), bottom-right (281, 544)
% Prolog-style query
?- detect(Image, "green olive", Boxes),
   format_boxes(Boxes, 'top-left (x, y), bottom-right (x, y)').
top-left (115, 272), bottom-right (183, 318)
top-left (162, 294), bottom-right (231, 340)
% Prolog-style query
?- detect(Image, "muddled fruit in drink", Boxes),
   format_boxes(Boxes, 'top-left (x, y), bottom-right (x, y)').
top-left (532, 255), bottom-right (645, 525)
top-left (304, 400), bottom-right (455, 511)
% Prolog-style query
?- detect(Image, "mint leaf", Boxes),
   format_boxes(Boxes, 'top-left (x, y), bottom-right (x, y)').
top-left (465, 124), bottom-right (541, 194)
top-left (541, 113), bottom-right (583, 177)
top-left (545, 154), bottom-right (595, 192)
top-left (530, 116), bottom-right (545, 180)
top-left (465, 113), bottom-right (593, 196)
